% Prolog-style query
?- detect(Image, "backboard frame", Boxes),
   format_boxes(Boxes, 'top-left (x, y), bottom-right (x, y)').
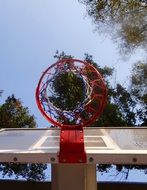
top-left (0, 127), bottom-right (147, 165)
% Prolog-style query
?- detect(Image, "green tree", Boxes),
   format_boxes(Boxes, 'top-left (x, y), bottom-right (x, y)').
top-left (111, 84), bottom-right (136, 126)
top-left (0, 95), bottom-right (47, 181)
top-left (130, 61), bottom-right (147, 125)
top-left (50, 71), bottom-right (86, 111)
top-left (0, 95), bottom-right (36, 129)
top-left (131, 61), bottom-right (147, 103)
top-left (79, 0), bottom-right (147, 53)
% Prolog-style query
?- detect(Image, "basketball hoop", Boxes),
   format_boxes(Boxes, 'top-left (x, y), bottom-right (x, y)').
top-left (36, 58), bottom-right (107, 129)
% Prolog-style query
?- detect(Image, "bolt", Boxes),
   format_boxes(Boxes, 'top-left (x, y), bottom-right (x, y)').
top-left (50, 157), bottom-right (55, 162)
top-left (13, 157), bottom-right (18, 162)
top-left (132, 157), bottom-right (137, 163)
top-left (89, 157), bottom-right (94, 163)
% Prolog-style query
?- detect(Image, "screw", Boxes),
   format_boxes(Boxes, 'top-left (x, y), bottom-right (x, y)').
top-left (89, 157), bottom-right (94, 163)
top-left (50, 157), bottom-right (55, 162)
top-left (13, 157), bottom-right (18, 162)
top-left (132, 157), bottom-right (137, 163)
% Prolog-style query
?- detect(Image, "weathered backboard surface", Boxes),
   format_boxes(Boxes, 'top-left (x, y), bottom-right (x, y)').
top-left (0, 127), bottom-right (147, 165)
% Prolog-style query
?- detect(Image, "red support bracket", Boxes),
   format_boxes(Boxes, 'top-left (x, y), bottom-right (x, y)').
top-left (59, 127), bottom-right (87, 163)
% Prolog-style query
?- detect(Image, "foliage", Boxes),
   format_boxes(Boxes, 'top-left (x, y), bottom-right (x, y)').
top-left (84, 53), bottom-right (114, 80)
top-left (54, 50), bottom-right (73, 60)
top-left (0, 95), bottom-right (36, 128)
top-left (130, 61), bottom-right (147, 125)
top-left (93, 83), bottom-right (137, 127)
top-left (131, 61), bottom-right (147, 103)
top-left (80, 0), bottom-right (146, 22)
top-left (50, 71), bottom-right (86, 111)
top-left (0, 163), bottom-right (47, 181)
top-left (0, 95), bottom-right (47, 181)
top-left (79, 0), bottom-right (147, 53)
top-left (112, 84), bottom-right (136, 126)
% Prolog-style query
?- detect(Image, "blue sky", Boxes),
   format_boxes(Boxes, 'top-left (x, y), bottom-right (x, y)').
top-left (0, 0), bottom-right (144, 127)
top-left (0, 0), bottom-right (146, 182)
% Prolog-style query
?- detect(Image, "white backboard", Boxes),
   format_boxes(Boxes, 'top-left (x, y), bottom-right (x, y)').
top-left (0, 127), bottom-right (147, 165)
